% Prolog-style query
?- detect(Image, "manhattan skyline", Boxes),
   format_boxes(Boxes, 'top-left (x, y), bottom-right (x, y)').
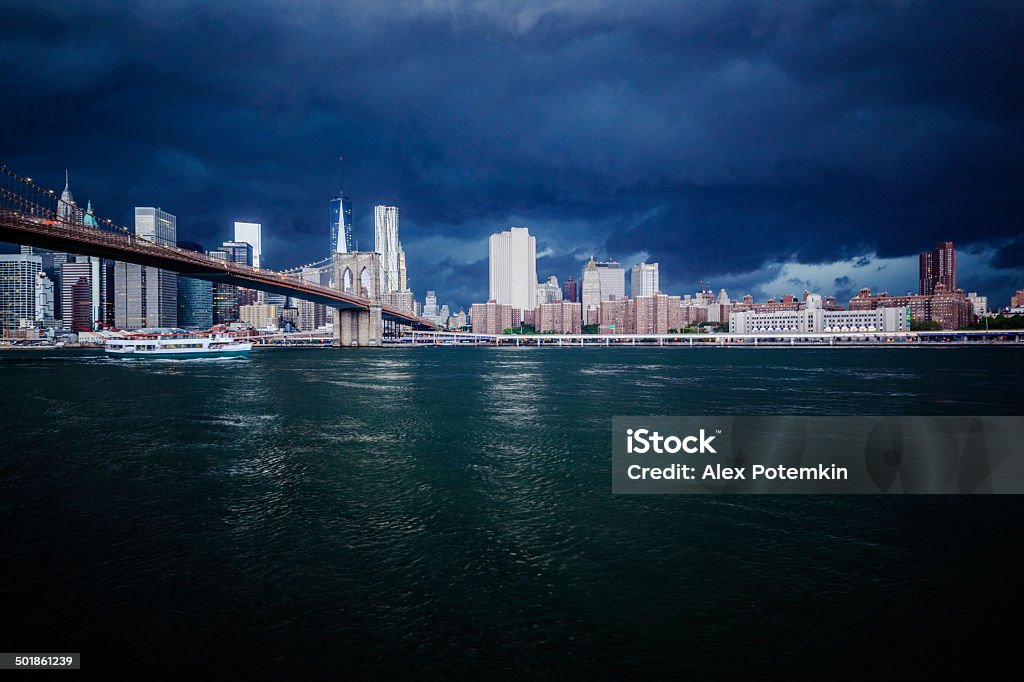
top-left (1, 1), bottom-right (1022, 310)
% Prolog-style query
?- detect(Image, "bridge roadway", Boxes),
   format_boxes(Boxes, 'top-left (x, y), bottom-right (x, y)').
top-left (0, 209), bottom-right (436, 334)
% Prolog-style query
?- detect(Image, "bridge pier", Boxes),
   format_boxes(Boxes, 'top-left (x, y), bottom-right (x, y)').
top-left (333, 306), bottom-right (382, 347)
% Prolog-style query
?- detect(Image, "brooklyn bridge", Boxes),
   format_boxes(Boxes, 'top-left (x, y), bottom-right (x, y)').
top-left (0, 165), bottom-right (437, 346)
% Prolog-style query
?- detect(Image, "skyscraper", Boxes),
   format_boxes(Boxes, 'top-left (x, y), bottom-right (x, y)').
top-left (919, 241), bottom-right (957, 295)
top-left (60, 260), bottom-right (94, 331)
top-left (233, 222), bottom-right (262, 268)
top-left (562, 276), bottom-right (578, 303)
top-left (331, 192), bottom-right (354, 254)
top-left (488, 227), bottom-right (536, 312)
top-left (423, 290), bottom-right (439, 319)
top-left (0, 254), bottom-right (42, 331)
top-left (177, 242), bottom-right (214, 329)
top-left (208, 249), bottom-right (239, 324)
top-left (374, 205), bottom-right (400, 295)
top-left (581, 257), bottom-right (601, 324)
top-left (220, 241), bottom-right (253, 266)
top-left (596, 260), bottom-right (625, 301)
top-left (397, 242), bottom-right (407, 291)
top-left (631, 263), bottom-right (659, 298)
top-left (77, 199), bottom-right (114, 327)
top-left (22, 170), bottom-right (77, 321)
top-left (56, 170), bottom-right (84, 225)
top-left (536, 275), bottom-right (563, 305)
top-left (297, 266), bottom-right (328, 331)
top-left (35, 272), bottom-right (54, 323)
top-left (115, 208), bottom-right (177, 329)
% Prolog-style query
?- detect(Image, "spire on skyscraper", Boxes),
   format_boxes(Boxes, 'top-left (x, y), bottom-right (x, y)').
top-left (330, 156), bottom-right (354, 254)
top-left (84, 199), bottom-right (98, 228)
top-left (57, 170), bottom-right (76, 223)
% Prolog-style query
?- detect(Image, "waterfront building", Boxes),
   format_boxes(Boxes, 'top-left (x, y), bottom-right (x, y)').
top-left (562, 276), bottom-right (578, 303)
top-left (631, 263), bottom-right (659, 298)
top-left (219, 240), bottom-right (254, 311)
top-left (35, 271), bottom-right (54, 323)
top-left (20, 245), bottom-right (64, 320)
top-left (849, 285), bottom-right (972, 330)
top-left (374, 206), bottom-right (401, 295)
top-left (966, 292), bottom-right (988, 318)
top-left (175, 241), bottom-right (213, 329)
top-left (60, 259), bottom-right (93, 331)
top-left (635, 293), bottom-right (683, 334)
top-left (597, 260), bottom-right (625, 302)
top-left (731, 295), bottom-right (909, 334)
top-left (233, 222), bottom-right (262, 268)
top-left (448, 310), bottom-right (468, 330)
top-left (296, 299), bottom-right (327, 331)
top-left (279, 307), bottom-right (299, 331)
top-left (68, 276), bottom-right (92, 333)
top-left (470, 300), bottom-right (517, 334)
top-left (919, 241), bottom-right (957, 295)
top-left (581, 258), bottom-right (601, 324)
top-left (536, 301), bottom-right (582, 334)
top-left (536, 276), bottom-right (563, 305)
top-left (298, 266), bottom-right (328, 329)
top-left (1012, 289), bottom-right (1024, 309)
top-left (489, 227), bottom-right (536, 314)
top-left (681, 302), bottom-right (708, 326)
top-left (239, 303), bottom-right (280, 330)
top-left (177, 276), bottom-right (213, 329)
top-left (730, 296), bottom-right (802, 314)
top-left (178, 273), bottom-right (213, 329)
top-left (90, 257), bottom-right (115, 328)
top-left (207, 250), bottom-right (239, 324)
top-left (0, 254), bottom-right (42, 331)
top-left (114, 208), bottom-right (178, 329)
top-left (599, 298), bottom-right (634, 334)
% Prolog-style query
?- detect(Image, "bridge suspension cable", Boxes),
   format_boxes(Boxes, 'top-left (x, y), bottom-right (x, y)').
top-left (279, 255), bottom-right (335, 275)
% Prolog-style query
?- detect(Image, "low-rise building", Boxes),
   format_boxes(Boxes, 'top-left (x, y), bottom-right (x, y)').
top-left (848, 285), bottom-right (972, 329)
top-left (239, 303), bottom-right (279, 330)
top-left (731, 295), bottom-right (909, 334)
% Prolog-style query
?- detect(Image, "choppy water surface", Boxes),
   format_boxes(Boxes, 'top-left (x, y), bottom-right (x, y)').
top-left (1, 346), bottom-right (1021, 676)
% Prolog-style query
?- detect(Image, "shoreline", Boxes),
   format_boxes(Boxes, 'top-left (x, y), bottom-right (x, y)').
top-left (3, 341), bottom-right (1023, 352)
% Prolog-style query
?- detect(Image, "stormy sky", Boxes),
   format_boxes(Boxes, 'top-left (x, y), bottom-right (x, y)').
top-left (2, 0), bottom-right (1022, 310)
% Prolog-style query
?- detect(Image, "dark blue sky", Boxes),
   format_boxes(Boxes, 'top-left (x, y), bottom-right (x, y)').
top-left (2, 1), bottom-right (1022, 310)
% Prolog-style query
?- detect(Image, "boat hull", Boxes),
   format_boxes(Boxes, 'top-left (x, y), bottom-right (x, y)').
top-left (105, 348), bottom-right (251, 359)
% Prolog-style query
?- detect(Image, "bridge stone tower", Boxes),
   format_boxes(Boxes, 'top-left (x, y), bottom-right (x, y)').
top-left (332, 252), bottom-right (383, 347)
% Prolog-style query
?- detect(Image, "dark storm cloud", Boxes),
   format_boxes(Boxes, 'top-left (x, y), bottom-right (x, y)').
top-left (1, 0), bottom-right (1022, 308)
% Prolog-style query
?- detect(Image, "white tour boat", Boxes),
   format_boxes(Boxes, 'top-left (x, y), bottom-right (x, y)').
top-left (104, 328), bottom-right (252, 358)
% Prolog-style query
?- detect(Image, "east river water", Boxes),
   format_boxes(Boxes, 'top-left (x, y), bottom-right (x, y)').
top-left (1, 346), bottom-right (1021, 676)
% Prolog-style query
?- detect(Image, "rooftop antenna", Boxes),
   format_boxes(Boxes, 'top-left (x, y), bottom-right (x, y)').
top-left (338, 154), bottom-right (345, 193)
